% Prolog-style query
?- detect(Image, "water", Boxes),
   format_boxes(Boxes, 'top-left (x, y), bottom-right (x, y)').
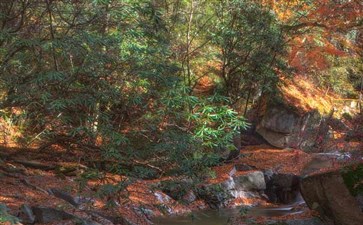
top-left (153, 208), bottom-right (237, 225)
top-left (247, 194), bottom-right (305, 217)
top-left (301, 152), bottom-right (354, 176)
top-left (153, 195), bottom-right (306, 225)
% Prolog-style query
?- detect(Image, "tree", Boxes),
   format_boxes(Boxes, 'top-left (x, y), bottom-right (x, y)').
top-left (0, 0), bottom-right (248, 179)
top-left (0, 0), bottom-right (178, 174)
top-left (210, 0), bottom-right (285, 114)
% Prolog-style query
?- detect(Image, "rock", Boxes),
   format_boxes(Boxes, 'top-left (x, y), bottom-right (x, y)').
top-left (18, 204), bottom-right (35, 224)
top-left (153, 191), bottom-right (176, 214)
top-left (87, 211), bottom-right (128, 224)
top-left (228, 166), bottom-right (237, 176)
top-left (197, 178), bottom-right (235, 209)
top-left (31, 206), bottom-right (76, 223)
top-left (301, 152), bottom-right (353, 176)
top-left (31, 206), bottom-right (109, 225)
top-left (265, 173), bottom-right (300, 204)
top-left (158, 179), bottom-right (193, 201)
top-left (233, 171), bottom-right (266, 191)
top-left (199, 170), bottom-right (267, 209)
top-left (221, 133), bottom-right (242, 161)
top-left (182, 190), bottom-right (197, 203)
top-left (272, 218), bottom-right (324, 225)
top-left (133, 206), bottom-right (155, 220)
top-left (259, 107), bottom-right (298, 134)
top-left (119, 206), bottom-right (153, 225)
top-left (80, 219), bottom-right (102, 225)
top-left (235, 164), bottom-right (255, 171)
top-left (154, 191), bottom-right (173, 204)
top-left (300, 167), bottom-right (363, 225)
top-left (47, 188), bottom-right (93, 210)
top-left (263, 169), bottom-right (275, 188)
top-left (284, 218), bottom-right (324, 225)
top-left (356, 194), bottom-right (363, 211)
top-left (240, 124), bottom-right (267, 146)
top-left (256, 106), bottom-right (331, 151)
top-left (48, 188), bottom-right (80, 207)
top-left (136, 188), bottom-right (191, 215)
top-left (84, 210), bottom-right (125, 225)
top-left (263, 169), bottom-right (274, 183)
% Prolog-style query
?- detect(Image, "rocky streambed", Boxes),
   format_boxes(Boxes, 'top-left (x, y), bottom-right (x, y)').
top-left (1, 145), bottom-right (362, 225)
top-left (153, 148), bottom-right (363, 225)
top-left (153, 194), bottom-right (307, 225)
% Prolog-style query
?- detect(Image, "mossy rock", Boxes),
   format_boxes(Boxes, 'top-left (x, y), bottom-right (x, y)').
top-left (196, 183), bottom-right (233, 208)
top-left (301, 164), bottom-right (363, 225)
top-left (341, 164), bottom-right (363, 196)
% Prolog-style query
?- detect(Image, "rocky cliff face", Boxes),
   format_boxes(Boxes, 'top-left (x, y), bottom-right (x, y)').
top-left (256, 106), bottom-right (331, 151)
top-left (253, 77), bottom-right (335, 151)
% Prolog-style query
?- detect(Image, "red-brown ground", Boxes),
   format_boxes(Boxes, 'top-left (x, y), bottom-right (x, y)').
top-left (0, 139), bottom-right (361, 225)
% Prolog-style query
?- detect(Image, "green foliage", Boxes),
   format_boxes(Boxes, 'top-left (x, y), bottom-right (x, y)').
top-left (0, 204), bottom-right (19, 225)
top-left (315, 56), bottom-right (363, 97)
top-left (210, 0), bottom-right (284, 102)
top-left (156, 85), bottom-right (247, 177)
top-left (0, 1), bottom-right (177, 172)
top-left (163, 85), bottom-right (247, 149)
top-left (0, 0), bottom-right (282, 182)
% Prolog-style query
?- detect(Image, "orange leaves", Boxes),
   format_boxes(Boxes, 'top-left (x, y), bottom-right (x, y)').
top-left (266, 0), bottom-right (363, 74)
top-left (307, 0), bottom-right (363, 30)
top-left (269, 0), bottom-right (311, 22)
top-left (280, 75), bottom-right (334, 115)
top-left (287, 31), bottom-right (350, 74)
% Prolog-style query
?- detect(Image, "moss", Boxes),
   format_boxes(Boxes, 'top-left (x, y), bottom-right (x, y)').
top-left (341, 164), bottom-right (363, 196)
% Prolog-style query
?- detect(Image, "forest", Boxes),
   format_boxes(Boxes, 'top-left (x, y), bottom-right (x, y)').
top-left (0, 0), bottom-right (362, 225)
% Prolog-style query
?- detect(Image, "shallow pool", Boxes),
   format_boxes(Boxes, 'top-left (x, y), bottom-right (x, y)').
top-left (153, 195), bottom-right (306, 225)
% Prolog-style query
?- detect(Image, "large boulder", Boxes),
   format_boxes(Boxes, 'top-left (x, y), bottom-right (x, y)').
top-left (198, 169), bottom-right (266, 208)
top-left (253, 77), bottom-right (335, 151)
top-left (233, 171), bottom-right (266, 191)
top-left (221, 133), bottom-right (242, 161)
top-left (264, 172), bottom-right (300, 204)
top-left (256, 106), bottom-right (330, 150)
top-left (197, 177), bottom-right (236, 208)
top-left (18, 204), bottom-right (35, 224)
top-left (300, 165), bottom-right (363, 225)
top-left (31, 206), bottom-right (76, 223)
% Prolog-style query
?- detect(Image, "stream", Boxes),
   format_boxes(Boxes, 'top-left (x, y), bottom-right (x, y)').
top-left (153, 152), bottom-right (349, 225)
top-left (153, 195), bottom-right (306, 225)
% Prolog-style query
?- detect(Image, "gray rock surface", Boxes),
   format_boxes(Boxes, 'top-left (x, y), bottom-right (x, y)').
top-left (265, 173), bottom-right (300, 204)
top-left (18, 204), bottom-right (35, 224)
top-left (48, 188), bottom-right (80, 207)
top-left (31, 206), bottom-right (75, 223)
top-left (182, 190), bottom-right (197, 203)
top-left (256, 106), bottom-right (330, 150)
top-left (301, 170), bottom-right (363, 225)
top-left (235, 164), bottom-right (255, 171)
top-left (233, 171), bottom-right (266, 191)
